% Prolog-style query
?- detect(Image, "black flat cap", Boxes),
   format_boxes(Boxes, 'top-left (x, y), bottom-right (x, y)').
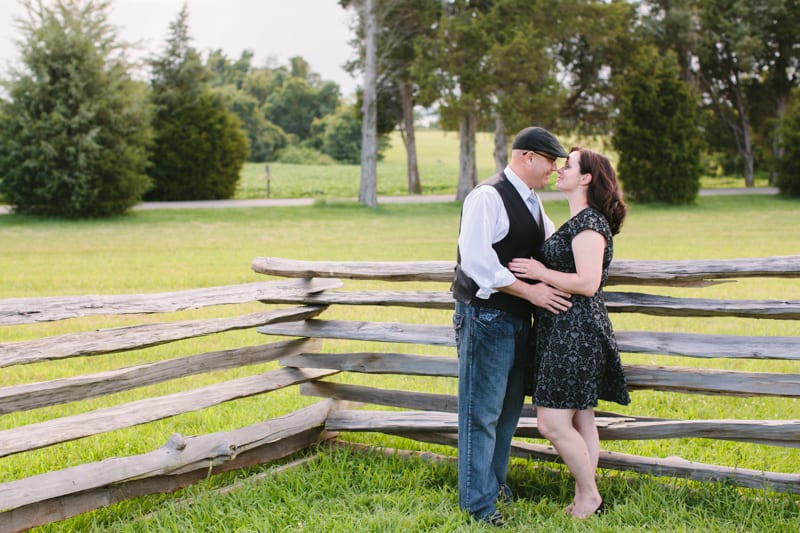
top-left (511, 127), bottom-right (568, 158)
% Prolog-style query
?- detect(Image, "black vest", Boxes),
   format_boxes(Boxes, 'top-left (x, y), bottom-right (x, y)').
top-left (452, 172), bottom-right (545, 318)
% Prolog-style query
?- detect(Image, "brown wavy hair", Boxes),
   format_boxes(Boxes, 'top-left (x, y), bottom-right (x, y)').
top-left (571, 146), bottom-right (627, 235)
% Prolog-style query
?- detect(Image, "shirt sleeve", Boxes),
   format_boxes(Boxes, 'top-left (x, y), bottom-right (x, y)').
top-left (457, 186), bottom-right (517, 299)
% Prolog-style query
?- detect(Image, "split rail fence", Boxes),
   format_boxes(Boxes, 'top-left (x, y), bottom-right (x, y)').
top-left (0, 255), bottom-right (798, 532)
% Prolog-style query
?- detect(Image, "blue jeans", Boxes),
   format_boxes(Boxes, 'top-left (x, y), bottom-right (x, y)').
top-left (454, 301), bottom-right (529, 520)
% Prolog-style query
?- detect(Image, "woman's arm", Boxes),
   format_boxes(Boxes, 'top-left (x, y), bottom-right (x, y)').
top-left (508, 230), bottom-right (606, 297)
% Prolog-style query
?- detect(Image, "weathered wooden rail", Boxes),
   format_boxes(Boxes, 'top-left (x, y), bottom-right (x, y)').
top-left (0, 256), bottom-right (798, 532)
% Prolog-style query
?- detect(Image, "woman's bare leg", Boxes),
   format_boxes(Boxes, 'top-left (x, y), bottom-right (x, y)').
top-left (537, 406), bottom-right (602, 518)
top-left (573, 409), bottom-right (599, 468)
top-left (570, 409), bottom-right (600, 514)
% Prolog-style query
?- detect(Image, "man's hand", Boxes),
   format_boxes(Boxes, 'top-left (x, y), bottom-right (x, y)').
top-left (498, 279), bottom-right (572, 314)
top-left (524, 282), bottom-right (571, 314)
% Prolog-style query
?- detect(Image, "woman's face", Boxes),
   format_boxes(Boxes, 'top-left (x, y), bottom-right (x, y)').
top-left (556, 151), bottom-right (584, 192)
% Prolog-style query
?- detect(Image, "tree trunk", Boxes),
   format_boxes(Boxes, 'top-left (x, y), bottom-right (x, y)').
top-left (359, 0), bottom-right (379, 207)
top-left (493, 115), bottom-right (508, 173)
top-left (455, 107), bottom-right (477, 202)
top-left (400, 81), bottom-right (421, 195)
top-left (742, 141), bottom-right (755, 188)
top-left (769, 94), bottom-right (787, 186)
top-left (733, 88), bottom-right (755, 188)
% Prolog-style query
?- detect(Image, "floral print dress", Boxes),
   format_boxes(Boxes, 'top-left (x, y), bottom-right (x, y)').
top-left (531, 207), bottom-right (630, 409)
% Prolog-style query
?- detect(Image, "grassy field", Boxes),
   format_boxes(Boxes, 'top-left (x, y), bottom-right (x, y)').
top-left (234, 130), bottom-right (772, 200)
top-left (1, 193), bottom-right (798, 531)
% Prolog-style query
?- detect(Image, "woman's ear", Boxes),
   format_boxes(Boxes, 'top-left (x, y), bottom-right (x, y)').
top-left (581, 173), bottom-right (593, 185)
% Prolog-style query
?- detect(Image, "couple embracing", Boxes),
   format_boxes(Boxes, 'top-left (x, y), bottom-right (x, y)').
top-left (452, 126), bottom-right (630, 526)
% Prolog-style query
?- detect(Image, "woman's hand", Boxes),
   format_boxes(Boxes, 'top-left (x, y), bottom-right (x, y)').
top-left (508, 257), bottom-right (546, 281)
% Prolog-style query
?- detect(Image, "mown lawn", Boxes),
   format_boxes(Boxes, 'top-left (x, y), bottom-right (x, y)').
top-left (0, 194), bottom-right (798, 531)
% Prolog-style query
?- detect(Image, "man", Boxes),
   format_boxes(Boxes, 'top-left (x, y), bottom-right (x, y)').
top-left (452, 126), bottom-right (572, 526)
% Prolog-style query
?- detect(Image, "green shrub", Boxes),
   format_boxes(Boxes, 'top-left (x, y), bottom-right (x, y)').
top-left (613, 47), bottom-right (703, 204)
top-left (276, 145), bottom-right (335, 165)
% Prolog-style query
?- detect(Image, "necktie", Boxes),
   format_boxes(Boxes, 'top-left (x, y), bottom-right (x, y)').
top-left (527, 195), bottom-right (542, 227)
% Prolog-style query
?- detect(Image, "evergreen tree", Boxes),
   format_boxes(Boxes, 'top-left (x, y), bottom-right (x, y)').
top-left (0, 0), bottom-right (152, 217)
top-left (146, 4), bottom-right (248, 200)
top-left (613, 47), bottom-right (703, 204)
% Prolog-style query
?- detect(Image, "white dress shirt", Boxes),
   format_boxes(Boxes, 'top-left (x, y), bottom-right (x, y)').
top-left (458, 166), bottom-right (555, 299)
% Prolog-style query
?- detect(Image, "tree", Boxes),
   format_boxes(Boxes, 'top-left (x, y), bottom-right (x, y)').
top-left (264, 58), bottom-right (341, 141)
top-left (316, 106), bottom-right (364, 164)
top-left (648, 0), bottom-right (799, 187)
top-left (0, 0), bottom-right (152, 217)
top-left (755, 0), bottom-right (799, 185)
top-left (242, 66), bottom-right (286, 107)
top-left (694, 1), bottom-right (761, 187)
top-left (551, 0), bottom-right (640, 134)
top-left (215, 84), bottom-right (287, 162)
top-left (414, 0), bottom-right (496, 201)
top-left (776, 88), bottom-right (800, 196)
top-left (207, 48), bottom-right (253, 89)
top-left (206, 51), bottom-right (289, 161)
top-left (484, 0), bottom-right (565, 170)
top-left (344, 0), bottom-right (442, 195)
top-left (340, 0), bottom-right (381, 205)
top-left (146, 4), bottom-right (248, 200)
top-left (613, 47), bottom-right (703, 204)
top-left (358, 0), bottom-right (379, 206)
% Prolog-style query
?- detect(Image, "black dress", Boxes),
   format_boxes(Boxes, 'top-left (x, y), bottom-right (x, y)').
top-left (531, 207), bottom-right (630, 409)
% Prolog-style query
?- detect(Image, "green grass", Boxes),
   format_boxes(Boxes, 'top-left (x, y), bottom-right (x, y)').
top-left (57, 448), bottom-right (800, 532)
top-left (0, 196), bottom-right (798, 531)
top-left (234, 130), bottom-right (772, 200)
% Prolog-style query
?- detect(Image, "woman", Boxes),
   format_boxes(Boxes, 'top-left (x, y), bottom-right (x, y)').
top-left (509, 147), bottom-right (630, 519)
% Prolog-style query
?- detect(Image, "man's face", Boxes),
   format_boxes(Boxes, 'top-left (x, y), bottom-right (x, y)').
top-left (523, 150), bottom-right (559, 189)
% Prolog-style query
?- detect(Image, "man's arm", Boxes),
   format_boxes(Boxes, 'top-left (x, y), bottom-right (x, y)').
top-left (497, 279), bottom-right (571, 314)
top-left (458, 187), bottom-right (515, 298)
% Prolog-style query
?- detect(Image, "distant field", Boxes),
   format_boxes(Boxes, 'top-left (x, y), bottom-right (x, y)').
top-left (235, 130), bottom-right (770, 200)
top-left (236, 129), bottom-right (492, 200)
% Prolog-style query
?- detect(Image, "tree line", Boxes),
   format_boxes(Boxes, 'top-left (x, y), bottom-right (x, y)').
top-left (351, 0), bottom-right (799, 205)
top-left (0, 0), bottom-right (365, 216)
top-left (0, 0), bottom-right (798, 217)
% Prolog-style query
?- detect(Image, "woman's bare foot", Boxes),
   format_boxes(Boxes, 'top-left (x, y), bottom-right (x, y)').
top-left (568, 496), bottom-right (604, 519)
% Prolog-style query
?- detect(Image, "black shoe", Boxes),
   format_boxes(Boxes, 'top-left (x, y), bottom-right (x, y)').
top-left (593, 500), bottom-right (606, 516)
top-left (481, 511), bottom-right (506, 527)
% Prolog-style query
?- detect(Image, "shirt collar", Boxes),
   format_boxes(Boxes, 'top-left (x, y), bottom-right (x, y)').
top-left (504, 165), bottom-right (535, 201)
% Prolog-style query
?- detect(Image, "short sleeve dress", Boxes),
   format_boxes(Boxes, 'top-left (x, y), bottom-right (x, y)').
top-left (531, 207), bottom-right (630, 410)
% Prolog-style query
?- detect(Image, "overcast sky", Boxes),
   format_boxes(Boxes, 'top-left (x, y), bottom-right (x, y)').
top-left (0, 0), bottom-right (359, 96)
